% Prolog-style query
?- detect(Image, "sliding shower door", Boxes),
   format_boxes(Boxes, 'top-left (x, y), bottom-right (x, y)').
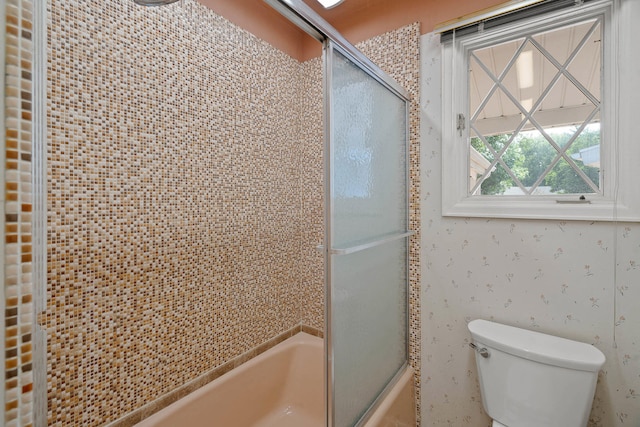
top-left (325, 41), bottom-right (410, 427)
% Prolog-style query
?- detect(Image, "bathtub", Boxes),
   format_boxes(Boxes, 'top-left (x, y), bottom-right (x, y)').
top-left (135, 332), bottom-right (416, 427)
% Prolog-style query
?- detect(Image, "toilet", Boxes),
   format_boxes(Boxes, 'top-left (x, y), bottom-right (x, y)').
top-left (468, 319), bottom-right (605, 427)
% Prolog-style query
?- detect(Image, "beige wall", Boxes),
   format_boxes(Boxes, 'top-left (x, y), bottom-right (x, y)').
top-left (2, 0), bottom-right (423, 424)
top-left (42, 1), bottom-right (421, 426)
top-left (5, 0), bottom-right (635, 425)
top-left (298, 57), bottom-right (325, 332)
top-left (45, 1), bottom-right (320, 424)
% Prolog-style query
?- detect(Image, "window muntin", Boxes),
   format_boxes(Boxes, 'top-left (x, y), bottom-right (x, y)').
top-left (467, 18), bottom-right (602, 196)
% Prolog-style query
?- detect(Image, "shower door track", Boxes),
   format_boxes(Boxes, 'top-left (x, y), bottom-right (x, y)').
top-left (263, 0), bottom-right (410, 102)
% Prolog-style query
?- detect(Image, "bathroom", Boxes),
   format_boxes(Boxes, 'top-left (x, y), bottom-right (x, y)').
top-left (2, 0), bottom-right (639, 426)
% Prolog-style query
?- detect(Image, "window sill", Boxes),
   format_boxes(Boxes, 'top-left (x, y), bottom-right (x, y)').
top-left (442, 196), bottom-right (640, 222)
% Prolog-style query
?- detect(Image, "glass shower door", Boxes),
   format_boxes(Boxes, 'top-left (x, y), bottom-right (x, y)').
top-left (325, 41), bottom-right (410, 427)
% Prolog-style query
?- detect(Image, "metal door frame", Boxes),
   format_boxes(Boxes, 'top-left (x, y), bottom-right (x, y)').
top-left (264, 1), bottom-right (411, 425)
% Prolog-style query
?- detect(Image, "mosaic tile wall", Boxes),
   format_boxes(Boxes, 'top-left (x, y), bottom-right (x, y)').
top-left (298, 56), bottom-right (325, 332)
top-left (42, 1), bottom-right (420, 425)
top-left (356, 23), bottom-right (422, 425)
top-left (3, 0), bottom-right (36, 426)
top-left (45, 1), bottom-right (320, 425)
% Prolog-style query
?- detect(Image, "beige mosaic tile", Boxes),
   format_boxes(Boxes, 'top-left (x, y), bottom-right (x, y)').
top-left (3, 0), bottom-right (35, 426)
top-left (42, 0), bottom-right (419, 425)
top-left (1, 2), bottom-right (419, 427)
top-left (299, 56), bottom-right (324, 332)
top-left (46, 0), bottom-right (317, 424)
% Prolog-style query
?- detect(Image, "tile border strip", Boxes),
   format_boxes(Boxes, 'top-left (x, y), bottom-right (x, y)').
top-left (32, 0), bottom-right (48, 425)
top-left (1, 0), bottom-right (6, 420)
top-left (4, 0), bottom-right (35, 425)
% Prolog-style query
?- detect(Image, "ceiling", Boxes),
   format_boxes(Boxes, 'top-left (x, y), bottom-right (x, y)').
top-left (301, 0), bottom-right (390, 18)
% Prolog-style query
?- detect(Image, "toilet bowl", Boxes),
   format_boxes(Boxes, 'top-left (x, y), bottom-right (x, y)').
top-left (468, 319), bottom-right (605, 427)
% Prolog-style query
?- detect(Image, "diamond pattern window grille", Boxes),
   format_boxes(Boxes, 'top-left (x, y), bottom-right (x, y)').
top-left (468, 18), bottom-right (603, 196)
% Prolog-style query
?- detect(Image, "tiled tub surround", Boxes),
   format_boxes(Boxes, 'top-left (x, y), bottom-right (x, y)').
top-left (44, 1), bottom-right (421, 426)
top-left (46, 1), bottom-right (319, 425)
top-left (298, 56), bottom-right (324, 333)
top-left (420, 29), bottom-right (640, 426)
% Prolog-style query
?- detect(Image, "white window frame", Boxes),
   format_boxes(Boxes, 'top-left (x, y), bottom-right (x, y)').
top-left (441, 0), bottom-right (640, 221)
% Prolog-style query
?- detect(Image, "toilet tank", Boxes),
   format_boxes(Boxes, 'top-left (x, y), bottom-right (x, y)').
top-left (468, 319), bottom-right (605, 427)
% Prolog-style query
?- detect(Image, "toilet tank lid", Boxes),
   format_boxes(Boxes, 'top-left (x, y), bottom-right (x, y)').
top-left (468, 319), bottom-right (605, 372)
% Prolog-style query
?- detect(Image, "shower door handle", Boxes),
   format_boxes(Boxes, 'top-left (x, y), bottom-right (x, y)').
top-left (315, 230), bottom-right (415, 256)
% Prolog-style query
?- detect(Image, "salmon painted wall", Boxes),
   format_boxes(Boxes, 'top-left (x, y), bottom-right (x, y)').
top-left (197, 0), bottom-right (312, 59)
top-left (198, 0), bottom-right (506, 60)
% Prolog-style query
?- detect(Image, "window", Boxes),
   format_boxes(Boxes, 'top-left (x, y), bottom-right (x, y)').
top-left (441, 0), bottom-right (640, 221)
top-left (469, 18), bottom-right (602, 197)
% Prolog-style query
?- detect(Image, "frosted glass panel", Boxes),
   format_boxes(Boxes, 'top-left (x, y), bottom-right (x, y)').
top-left (327, 44), bottom-right (409, 427)
top-left (330, 50), bottom-right (407, 248)
top-left (332, 240), bottom-right (408, 427)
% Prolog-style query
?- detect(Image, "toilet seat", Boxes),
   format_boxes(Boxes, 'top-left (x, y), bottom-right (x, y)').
top-left (492, 421), bottom-right (508, 427)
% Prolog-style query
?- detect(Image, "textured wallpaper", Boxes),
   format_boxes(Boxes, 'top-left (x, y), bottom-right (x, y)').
top-left (420, 31), bottom-right (640, 427)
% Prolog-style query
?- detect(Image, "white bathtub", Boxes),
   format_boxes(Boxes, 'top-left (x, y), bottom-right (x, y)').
top-left (135, 332), bottom-right (416, 427)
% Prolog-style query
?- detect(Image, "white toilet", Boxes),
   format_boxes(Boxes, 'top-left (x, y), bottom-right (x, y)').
top-left (468, 319), bottom-right (605, 427)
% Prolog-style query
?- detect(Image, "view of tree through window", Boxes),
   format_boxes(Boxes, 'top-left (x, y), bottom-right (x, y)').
top-left (471, 126), bottom-right (600, 195)
top-left (468, 19), bottom-right (602, 196)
